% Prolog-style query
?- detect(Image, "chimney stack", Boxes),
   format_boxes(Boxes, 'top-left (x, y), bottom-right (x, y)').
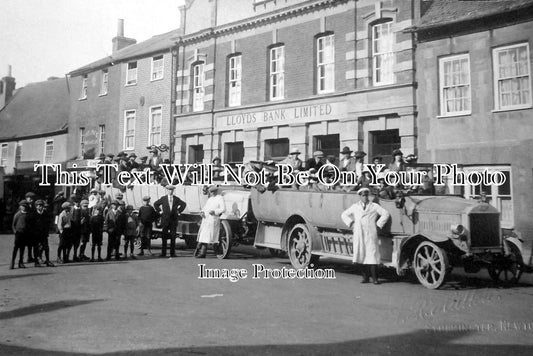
top-left (112, 19), bottom-right (136, 54)
top-left (0, 65), bottom-right (16, 110)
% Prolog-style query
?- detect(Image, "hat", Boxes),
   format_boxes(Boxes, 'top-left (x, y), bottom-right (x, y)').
top-left (118, 200), bottom-right (126, 206)
top-left (208, 185), bottom-right (219, 193)
top-left (25, 192), bottom-right (36, 198)
top-left (392, 149), bottom-right (403, 157)
top-left (166, 185), bottom-right (175, 191)
top-left (90, 188), bottom-right (98, 193)
top-left (264, 160), bottom-right (276, 166)
top-left (357, 187), bottom-right (370, 195)
top-left (117, 151), bottom-right (126, 157)
top-left (250, 160), bottom-right (264, 165)
top-left (80, 199), bottom-right (89, 206)
top-left (35, 199), bottom-right (45, 206)
top-left (212, 156), bottom-right (221, 163)
top-left (129, 153), bottom-right (137, 158)
top-left (372, 155), bottom-right (383, 162)
top-left (149, 148), bottom-right (158, 153)
top-left (19, 200), bottom-right (29, 207)
top-left (61, 202), bottom-right (71, 209)
top-left (98, 153), bottom-right (106, 159)
top-left (111, 200), bottom-right (119, 206)
top-left (354, 151), bottom-right (367, 158)
top-left (126, 205), bottom-right (134, 210)
top-left (99, 190), bottom-right (106, 195)
top-left (313, 151), bottom-right (324, 158)
top-left (106, 153), bottom-right (114, 159)
top-left (113, 157), bottom-right (121, 162)
top-left (142, 196), bottom-right (151, 201)
top-left (140, 156), bottom-right (148, 161)
top-left (115, 193), bottom-right (123, 198)
top-left (340, 146), bottom-right (352, 155)
top-left (290, 148), bottom-right (301, 155)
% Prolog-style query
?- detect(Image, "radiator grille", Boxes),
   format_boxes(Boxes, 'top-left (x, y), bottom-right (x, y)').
top-left (469, 214), bottom-right (500, 248)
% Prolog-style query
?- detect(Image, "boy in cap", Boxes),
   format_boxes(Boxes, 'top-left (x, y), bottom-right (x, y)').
top-left (138, 196), bottom-right (156, 256)
top-left (88, 188), bottom-right (100, 212)
top-left (104, 201), bottom-right (119, 260)
top-left (57, 202), bottom-right (73, 263)
top-left (78, 199), bottom-right (91, 261)
top-left (24, 192), bottom-right (37, 263)
top-left (90, 206), bottom-right (105, 262)
top-left (11, 200), bottom-right (31, 269)
top-left (34, 200), bottom-right (54, 267)
top-left (69, 195), bottom-right (82, 262)
top-left (123, 205), bottom-right (139, 259)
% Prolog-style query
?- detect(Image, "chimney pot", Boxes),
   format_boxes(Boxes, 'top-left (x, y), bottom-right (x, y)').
top-left (117, 19), bottom-right (124, 37)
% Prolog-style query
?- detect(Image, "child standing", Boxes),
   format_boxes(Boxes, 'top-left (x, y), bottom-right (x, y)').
top-left (11, 200), bottom-right (31, 269)
top-left (78, 199), bottom-right (91, 261)
top-left (56, 202), bottom-right (72, 263)
top-left (104, 201), bottom-right (119, 261)
top-left (90, 206), bottom-right (105, 262)
top-left (138, 196), bottom-right (156, 256)
top-left (123, 205), bottom-right (138, 259)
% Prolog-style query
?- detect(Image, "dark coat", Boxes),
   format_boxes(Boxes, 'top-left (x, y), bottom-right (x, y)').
top-left (153, 195), bottom-right (186, 229)
top-left (34, 210), bottom-right (51, 237)
top-left (305, 158), bottom-right (323, 171)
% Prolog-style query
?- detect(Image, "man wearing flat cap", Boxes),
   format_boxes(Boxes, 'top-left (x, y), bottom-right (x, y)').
top-left (153, 185), bottom-right (187, 257)
top-left (305, 151), bottom-right (324, 171)
top-left (341, 187), bottom-right (390, 285)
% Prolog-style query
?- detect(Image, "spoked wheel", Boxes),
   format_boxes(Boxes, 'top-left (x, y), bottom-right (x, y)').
top-left (288, 223), bottom-right (318, 269)
top-left (488, 244), bottom-right (524, 284)
top-left (215, 220), bottom-right (232, 259)
top-left (413, 241), bottom-right (449, 289)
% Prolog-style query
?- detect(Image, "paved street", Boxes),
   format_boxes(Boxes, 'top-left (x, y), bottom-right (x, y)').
top-left (1, 233), bottom-right (532, 355)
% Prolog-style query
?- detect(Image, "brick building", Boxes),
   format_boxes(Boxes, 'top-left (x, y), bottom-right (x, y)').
top-left (172, 0), bottom-right (419, 166)
top-left (0, 72), bottom-right (69, 228)
top-left (115, 28), bottom-right (181, 160)
top-left (414, 0), bottom-right (533, 261)
top-left (67, 20), bottom-right (136, 164)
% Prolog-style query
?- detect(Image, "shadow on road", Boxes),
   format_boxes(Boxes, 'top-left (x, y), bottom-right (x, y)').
top-left (0, 272), bottom-right (53, 281)
top-left (0, 299), bottom-right (105, 321)
top-left (0, 329), bottom-right (531, 355)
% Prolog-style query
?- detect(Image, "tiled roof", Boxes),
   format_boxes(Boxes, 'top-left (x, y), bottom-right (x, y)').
top-left (68, 28), bottom-right (181, 76)
top-left (417, 0), bottom-right (533, 30)
top-left (0, 78), bottom-right (69, 141)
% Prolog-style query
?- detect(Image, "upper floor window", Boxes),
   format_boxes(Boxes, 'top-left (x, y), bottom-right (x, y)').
top-left (100, 70), bottom-right (108, 95)
top-left (439, 54), bottom-right (471, 116)
top-left (317, 34), bottom-right (335, 93)
top-left (149, 106), bottom-right (162, 146)
top-left (228, 55), bottom-right (242, 107)
top-left (126, 62), bottom-right (138, 85)
top-left (192, 62), bottom-right (205, 112)
top-left (79, 127), bottom-right (85, 158)
top-left (0, 143), bottom-right (7, 167)
top-left (269, 45), bottom-right (285, 100)
top-left (493, 43), bottom-right (532, 111)
top-left (124, 110), bottom-right (136, 150)
top-left (80, 75), bottom-right (88, 99)
top-left (44, 140), bottom-right (54, 164)
top-left (99, 125), bottom-right (106, 155)
top-left (372, 21), bottom-right (394, 86)
top-left (151, 55), bottom-right (164, 81)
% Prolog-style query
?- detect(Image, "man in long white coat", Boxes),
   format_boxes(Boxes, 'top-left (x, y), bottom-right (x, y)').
top-left (341, 187), bottom-right (390, 284)
top-left (195, 186), bottom-right (226, 258)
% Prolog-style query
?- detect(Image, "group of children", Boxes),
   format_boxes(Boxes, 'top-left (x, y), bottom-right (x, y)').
top-left (11, 191), bottom-right (158, 269)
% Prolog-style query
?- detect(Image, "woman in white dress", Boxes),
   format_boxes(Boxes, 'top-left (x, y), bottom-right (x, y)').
top-left (195, 186), bottom-right (226, 258)
top-left (341, 187), bottom-right (390, 284)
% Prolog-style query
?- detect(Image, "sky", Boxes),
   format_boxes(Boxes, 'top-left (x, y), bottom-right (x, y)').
top-left (0, 0), bottom-right (185, 87)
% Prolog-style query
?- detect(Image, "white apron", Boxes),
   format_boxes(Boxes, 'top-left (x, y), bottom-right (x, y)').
top-left (341, 201), bottom-right (390, 264)
top-left (197, 195), bottom-right (226, 244)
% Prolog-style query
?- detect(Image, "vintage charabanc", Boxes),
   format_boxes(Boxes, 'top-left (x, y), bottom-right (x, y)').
top-left (249, 187), bottom-right (527, 289)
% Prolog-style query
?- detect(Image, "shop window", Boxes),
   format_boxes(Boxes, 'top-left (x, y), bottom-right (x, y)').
top-left (372, 21), bottom-right (394, 86)
top-left (225, 142), bottom-right (244, 167)
top-left (265, 138), bottom-right (289, 161)
top-left (313, 134), bottom-right (339, 159)
top-left (464, 166), bottom-right (513, 228)
top-left (189, 144), bottom-right (204, 164)
top-left (370, 129), bottom-right (400, 161)
top-left (493, 43), bottom-right (531, 110)
top-left (316, 34), bottom-right (335, 93)
top-left (439, 54), bottom-right (471, 116)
